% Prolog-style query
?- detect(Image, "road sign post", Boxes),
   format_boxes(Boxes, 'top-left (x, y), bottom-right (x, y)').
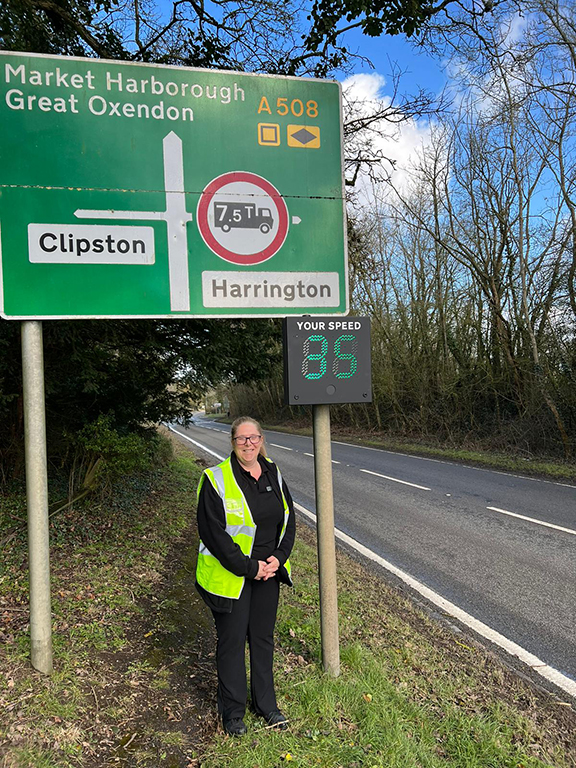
top-left (312, 403), bottom-right (340, 677)
top-left (283, 316), bottom-right (372, 676)
top-left (21, 321), bottom-right (53, 675)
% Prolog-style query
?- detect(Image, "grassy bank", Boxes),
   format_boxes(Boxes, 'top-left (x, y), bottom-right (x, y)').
top-left (1, 436), bottom-right (575, 767)
top-left (0, 438), bottom-right (209, 768)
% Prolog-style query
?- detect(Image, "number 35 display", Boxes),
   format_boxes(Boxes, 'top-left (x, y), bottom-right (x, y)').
top-left (283, 316), bottom-right (372, 405)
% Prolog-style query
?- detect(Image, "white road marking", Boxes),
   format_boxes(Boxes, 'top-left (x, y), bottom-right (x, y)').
top-left (361, 469), bottom-right (431, 491)
top-left (168, 426), bottom-right (225, 461)
top-left (301, 452), bottom-right (339, 465)
top-left (331, 440), bottom-right (576, 489)
top-left (487, 507), bottom-right (576, 536)
top-left (489, 470), bottom-right (576, 489)
top-left (293, 501), bottom-right (576, 700)
top-left (270, 443), bottom-right (293, 451)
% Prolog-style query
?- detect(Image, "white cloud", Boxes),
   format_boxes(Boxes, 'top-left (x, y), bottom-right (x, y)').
top-left (344, 72), bottom-right (388, 102)
top-left (502, 11), bottom-right (529, 46)
top-left (342, 72), bottom-right (433, 207)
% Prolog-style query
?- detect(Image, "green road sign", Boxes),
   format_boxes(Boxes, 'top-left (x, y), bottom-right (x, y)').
top-left (0, 52), bottom-right (347, 319)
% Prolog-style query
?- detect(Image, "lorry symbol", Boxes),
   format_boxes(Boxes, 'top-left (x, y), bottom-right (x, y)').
top-left (214, 202), bottom-right (274, 234)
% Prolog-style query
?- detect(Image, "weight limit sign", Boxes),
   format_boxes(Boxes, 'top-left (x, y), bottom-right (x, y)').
top-left (283, 316), bottom-right (372, 405)
top-left (197, 171), bottom-right (289, 265)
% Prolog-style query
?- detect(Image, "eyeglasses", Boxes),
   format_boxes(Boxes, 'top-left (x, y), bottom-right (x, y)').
top-left (233, 434), bottom-right (263, 445)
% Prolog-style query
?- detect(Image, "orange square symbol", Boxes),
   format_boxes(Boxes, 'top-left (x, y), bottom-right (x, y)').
top-left (258, 123), bottom-right (280, 146)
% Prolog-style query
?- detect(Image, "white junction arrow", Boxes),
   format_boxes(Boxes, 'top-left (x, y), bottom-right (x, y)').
top-left (75, 132), bottom-right (193, 312)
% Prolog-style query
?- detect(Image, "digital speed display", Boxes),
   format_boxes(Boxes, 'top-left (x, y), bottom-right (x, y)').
top-left (283, 316), bottom-right (372, 405)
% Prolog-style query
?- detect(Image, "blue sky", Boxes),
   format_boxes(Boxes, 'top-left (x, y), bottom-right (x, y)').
top-left (338, 28), bottom-right (446, 97)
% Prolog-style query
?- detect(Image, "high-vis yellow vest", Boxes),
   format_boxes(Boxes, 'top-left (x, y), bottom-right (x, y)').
top-left (196, 456), bottom-right (293, 599)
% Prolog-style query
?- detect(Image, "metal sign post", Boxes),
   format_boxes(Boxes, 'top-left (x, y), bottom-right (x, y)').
top-left (312, 403), bottom-right (340, 676)
top-left (283, 316), bottom-right (372, 677)
top-left (21, 321), bottom-right (53, 674)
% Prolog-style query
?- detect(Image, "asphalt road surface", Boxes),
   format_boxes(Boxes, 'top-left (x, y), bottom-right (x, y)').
top-left (170, 416), bottom-right (576, 692)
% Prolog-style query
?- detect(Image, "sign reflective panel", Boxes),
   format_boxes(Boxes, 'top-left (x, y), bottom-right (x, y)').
top-left (0, 51), bottom-right (347, 319)
top-left (283, 316), bottom-right (372, 405)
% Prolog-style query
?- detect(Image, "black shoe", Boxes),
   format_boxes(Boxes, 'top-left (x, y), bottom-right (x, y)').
top-left (264, 710), bottom-right (288, 730)
top-left (223, 717), bottom-right (247, 736)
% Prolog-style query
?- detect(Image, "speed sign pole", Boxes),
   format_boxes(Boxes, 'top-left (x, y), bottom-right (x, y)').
top-left (312, 403), bottom-right (340, 677)
top-left (283, 316), bottom-right (372, 678)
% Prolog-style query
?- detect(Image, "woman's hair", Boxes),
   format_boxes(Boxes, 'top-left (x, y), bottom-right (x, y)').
top-left (231, 416), bottom-right (267, 457)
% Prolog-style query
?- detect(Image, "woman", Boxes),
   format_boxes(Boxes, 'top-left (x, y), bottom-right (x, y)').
top-left (196, 416), bottom-right (296, 736)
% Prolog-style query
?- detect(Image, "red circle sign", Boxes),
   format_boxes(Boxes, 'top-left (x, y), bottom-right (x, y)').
top-left (197, 171), bottom-right (289, 265)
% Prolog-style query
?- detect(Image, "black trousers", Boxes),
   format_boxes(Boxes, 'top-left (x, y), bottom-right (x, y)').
top-left (212, 577), bottom-right (279, 721)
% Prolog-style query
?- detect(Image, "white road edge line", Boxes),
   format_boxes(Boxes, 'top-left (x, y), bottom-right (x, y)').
top-left (168, 426), bottom-right (225, 461)
top-left (487, 507), bottom-right (576, 536)
top-left (293, 501), bottom-right (576, 700)
top-left (304, 452), bottom-right (314, 457)
top-left (361, 468), bottom-right (431, 491)
top-left (270, 443), bottom-right (293, 451)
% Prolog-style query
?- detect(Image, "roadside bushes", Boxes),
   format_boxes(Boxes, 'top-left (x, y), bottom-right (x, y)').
top-left (70, 415), bottom-right (173, 495)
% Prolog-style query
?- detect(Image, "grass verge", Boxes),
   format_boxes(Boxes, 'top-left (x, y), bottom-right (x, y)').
top-left (1, 434), bottom-right (575, 767)
top-left (0, 435), bottom-right (209, 768)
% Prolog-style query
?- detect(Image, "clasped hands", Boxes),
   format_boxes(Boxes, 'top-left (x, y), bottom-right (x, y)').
top-left (255, 555), bottom-right (279, 581)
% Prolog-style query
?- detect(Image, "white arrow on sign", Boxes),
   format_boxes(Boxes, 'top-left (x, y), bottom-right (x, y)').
top-left (75, 132), bottom-right (193, 312)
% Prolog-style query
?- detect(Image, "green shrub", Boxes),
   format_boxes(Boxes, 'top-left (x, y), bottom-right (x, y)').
top-left (75, 416), bottom-right (172, 489)
top-left (150, 431), bottom-right (175, 467)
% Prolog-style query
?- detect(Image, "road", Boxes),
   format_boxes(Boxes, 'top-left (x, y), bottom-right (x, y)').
top-left (169, 417), bottom-right (576, 694)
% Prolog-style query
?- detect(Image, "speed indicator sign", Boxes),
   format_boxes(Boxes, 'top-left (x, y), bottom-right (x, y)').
top-left (283, 316), bottom-right (372, 405)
